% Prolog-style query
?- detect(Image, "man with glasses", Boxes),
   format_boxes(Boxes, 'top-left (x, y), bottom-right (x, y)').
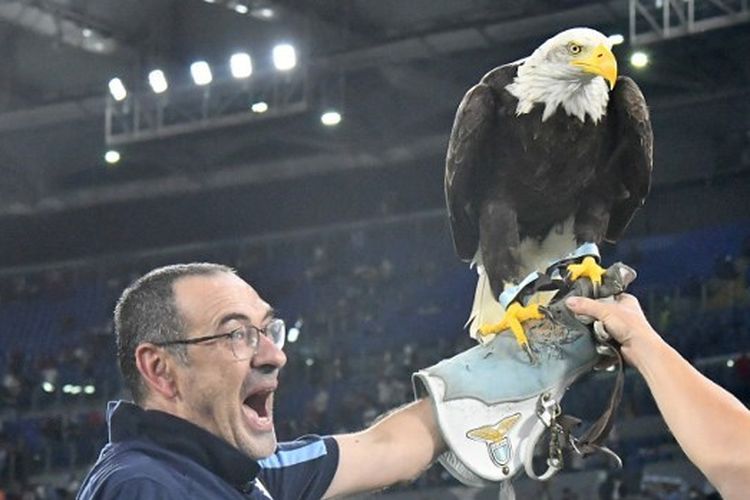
top-left (78, 263), bottom-right (443, 499)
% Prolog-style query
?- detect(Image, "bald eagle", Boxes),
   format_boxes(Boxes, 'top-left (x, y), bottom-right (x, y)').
top-left (445, 28), bottom-right (653, 346)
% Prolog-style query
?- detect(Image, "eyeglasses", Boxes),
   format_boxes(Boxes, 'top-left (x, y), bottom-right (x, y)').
top-left (154, 318), bottom-right (285, 361)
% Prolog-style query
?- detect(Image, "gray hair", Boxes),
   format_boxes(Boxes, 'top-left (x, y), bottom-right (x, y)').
top-left (114, 262), bottom-right (235, 404)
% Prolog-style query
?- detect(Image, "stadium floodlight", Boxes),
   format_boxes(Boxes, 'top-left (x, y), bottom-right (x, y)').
top-left (287, 318), bottom-right (303, 343)
top-left (272, 43), bottom-right (297, 71)
top-left (321, 110), bottom-right (342, 126)
top-left (251, 7), bottom-right (275, 19)
top-left (105, 150), bottom-right (121, 164)
top-left (287, 327), bottom-right (300, 343)
top-left (607, 34), bottom-right (625, 45)
top-left (630, 51), bottom-right (649, 68)
top-left (234, 3), bottom-right (249, 14)
top-left (84, 384), bottom-right (96, 395)
top-left (148, 69), bottom-right (168, 93)
top-left (251, 101), bottom-right (268, 113)
top-left (230, 52), bottom-right (253, 78)
top-left (108, 77), bottom-right (127, 101)
top-left (42, 382), bottom-right (55, 393)
top-left (190, 61), bottom-right (213, 86)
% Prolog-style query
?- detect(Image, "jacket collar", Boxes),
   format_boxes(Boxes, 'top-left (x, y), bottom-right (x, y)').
top-left (107, 400), bottom-right (261, 491)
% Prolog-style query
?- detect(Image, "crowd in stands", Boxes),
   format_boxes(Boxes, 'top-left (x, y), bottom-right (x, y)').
top-left (0, 214), bottom-right (748, 499)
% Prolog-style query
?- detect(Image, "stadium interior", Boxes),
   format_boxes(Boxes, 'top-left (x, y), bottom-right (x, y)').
top-left (0, 0), bottom-right (749, 498)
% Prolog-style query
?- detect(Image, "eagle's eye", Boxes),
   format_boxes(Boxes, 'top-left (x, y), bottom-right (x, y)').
top-left (568, 42), bottom-right (582, 55)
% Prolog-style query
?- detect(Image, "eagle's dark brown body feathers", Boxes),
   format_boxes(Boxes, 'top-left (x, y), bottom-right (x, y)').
top-left (445, 63), bottom-right (653, 299)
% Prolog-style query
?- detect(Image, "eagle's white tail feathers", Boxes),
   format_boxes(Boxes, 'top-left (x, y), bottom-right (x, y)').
top-left (466, 217), bottom-right (578, 340)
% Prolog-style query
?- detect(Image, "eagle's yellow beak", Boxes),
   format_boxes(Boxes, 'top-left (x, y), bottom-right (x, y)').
top-left (571, 44), bottom-right (618, 90)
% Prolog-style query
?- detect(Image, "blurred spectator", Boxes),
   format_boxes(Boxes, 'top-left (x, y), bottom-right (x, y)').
top-left (714, 255), bottom-right (738, 281)
top-left (560, 486), bottom-right (579, 500)
top-left (0, 220), bottom-right (748, 495)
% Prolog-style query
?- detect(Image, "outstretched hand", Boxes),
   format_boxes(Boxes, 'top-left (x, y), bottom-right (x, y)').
top-left (568, 293), bottom-right (750, 500)
top-left (565, 293), bottom-right (660, 368)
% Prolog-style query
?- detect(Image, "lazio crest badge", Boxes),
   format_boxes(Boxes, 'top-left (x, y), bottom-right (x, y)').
top-left (466, 413), bottom-right (521, 468)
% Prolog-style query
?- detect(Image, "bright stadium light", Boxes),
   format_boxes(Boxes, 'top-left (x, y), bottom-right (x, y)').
top-left (105, 150), bottom-right (121, 164)
top-left (728, 359), bottom-right (736, 368)
top-left (287, 327), bottom-right (300, 343)
top-left (190, 61), bottom-right (213, 86)
top-left (251, 7), bottom-right (275, 19)
top-left (287, 318), bottom-right (303, 343)
top-left (148, 69), bottom-right (168, 93)
top-left (234, 3), bottom-right (249, 14)
top-left (84, 384), bottom-right (96, 395)
top-left (272, 43), bottom-right (297, 71)
top-left (230, 52), bottom-right (253, 78)
top-left (42, 382), bottom-right (55, 393)
top-left (251, 101), bottom-right (268, 113)
top-left (108, 77), bottom-right (127, 101)
top-left (321, 110), bottom-right (342, 126)
top-left (607, 34), bottom-right (625, 45)
top-left (630, 51), bottom-right (649, 68)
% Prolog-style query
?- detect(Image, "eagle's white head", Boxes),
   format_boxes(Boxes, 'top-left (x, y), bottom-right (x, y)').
top-left (505, 27), bottom-right (617, 123)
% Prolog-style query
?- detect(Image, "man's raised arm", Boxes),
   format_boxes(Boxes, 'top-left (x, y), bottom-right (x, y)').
top-left (324, 398), bottom-right (444, 498)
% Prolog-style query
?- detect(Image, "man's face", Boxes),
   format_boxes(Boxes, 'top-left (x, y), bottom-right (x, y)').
top-left (170, 272), bottom-right (287, 459)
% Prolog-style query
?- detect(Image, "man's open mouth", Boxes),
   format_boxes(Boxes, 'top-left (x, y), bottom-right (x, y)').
top-left (243, 390), bottom-right (271, 418)
top-left (241, 388), bottom-right (274, 432)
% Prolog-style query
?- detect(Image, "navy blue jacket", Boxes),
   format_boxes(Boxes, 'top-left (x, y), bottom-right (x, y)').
top-left (77, 401), bottom-right (339, 499)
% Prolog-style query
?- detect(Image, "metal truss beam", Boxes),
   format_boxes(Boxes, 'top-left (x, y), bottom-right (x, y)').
top-left (0, 0), bottom-right (127, 55)
top-left (2, 0), bottom-right (627, 137)
top-left (105, 67), bottom-right (311, 146)
top-left (8, 86), bottom-right (748, 218)
top-left (630, 0), bottom-right (750, 45)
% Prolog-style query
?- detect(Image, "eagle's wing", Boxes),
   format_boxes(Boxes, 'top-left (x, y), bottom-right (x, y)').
top-left (604, 76), bottom-right (654, 242)
top-left (466, 426), bottom-right (502, 443)
top-left (445, 82), bottom-right (498, 262)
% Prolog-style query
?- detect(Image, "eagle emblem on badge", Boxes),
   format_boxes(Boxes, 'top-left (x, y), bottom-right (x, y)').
top-left (466, 413), bottom-right (521, 467)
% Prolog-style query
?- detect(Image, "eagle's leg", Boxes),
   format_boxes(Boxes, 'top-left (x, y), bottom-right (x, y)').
top-left (571, 197), bottom-right (609, 289)
top-left (475, 199), bottom-right (544, 356)
top-left (478, 302), bottom-right (543, 351)
top-left (478, 198), bottom-right (520, 290)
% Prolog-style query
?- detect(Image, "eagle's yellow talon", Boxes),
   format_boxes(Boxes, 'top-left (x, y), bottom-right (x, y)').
top-left (567, 256), bottom-right (605, 285)
top-left (479, 302), bottom-right (543, 349)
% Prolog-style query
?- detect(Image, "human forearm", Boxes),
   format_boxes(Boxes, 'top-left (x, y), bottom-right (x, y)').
top-left (365, 398), bottom-right (445, 481)
top-left (325, 398), bottom-right (444, 498)
top-left (566, 294), bottom-right (750, 498)
top-left (628, 333), bottom-right (750, 499)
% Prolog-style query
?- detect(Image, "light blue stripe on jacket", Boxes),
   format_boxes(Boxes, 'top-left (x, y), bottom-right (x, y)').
top-left (259, 440), bottom-right (327, 469)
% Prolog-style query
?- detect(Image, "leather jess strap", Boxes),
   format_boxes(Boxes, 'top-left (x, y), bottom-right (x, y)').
top-left (571, 343), bottom-right (625, 457)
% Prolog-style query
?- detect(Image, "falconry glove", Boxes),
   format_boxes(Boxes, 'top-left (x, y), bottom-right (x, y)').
top-left (413, 253), bottom-right (636, 485)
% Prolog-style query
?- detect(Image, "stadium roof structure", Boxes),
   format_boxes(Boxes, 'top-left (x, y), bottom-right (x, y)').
top-left (0, 0), bottom-right (747, 266)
